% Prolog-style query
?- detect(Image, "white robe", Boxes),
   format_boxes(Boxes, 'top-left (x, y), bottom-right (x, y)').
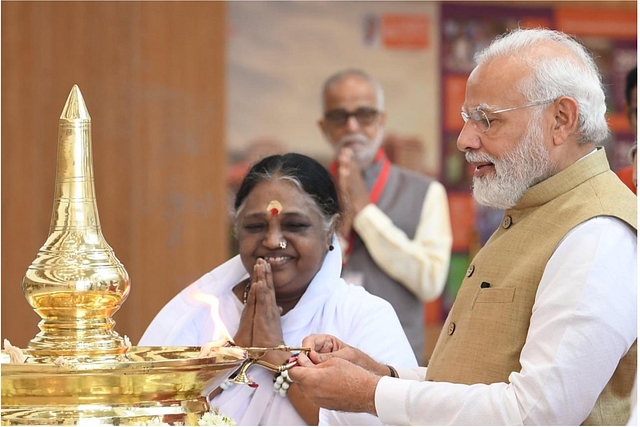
top-left (140, 239), bottom-right (418, 425)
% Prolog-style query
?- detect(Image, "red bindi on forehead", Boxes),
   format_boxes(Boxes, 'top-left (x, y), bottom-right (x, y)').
top-left (267, 200), bottom-right (283, 216)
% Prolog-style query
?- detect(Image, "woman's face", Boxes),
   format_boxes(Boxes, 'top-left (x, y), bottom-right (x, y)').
top-left (236, 179), bottom-right (331, 300)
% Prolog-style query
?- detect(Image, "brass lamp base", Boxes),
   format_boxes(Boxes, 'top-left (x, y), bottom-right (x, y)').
top-left (1, 400), bottom-right (209, 426)
top-left (1, 346), bottom-right (246, 426)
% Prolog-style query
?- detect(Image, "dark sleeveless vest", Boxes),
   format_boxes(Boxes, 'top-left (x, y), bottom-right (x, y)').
top-left (344, 160), bottom-right (434, 362)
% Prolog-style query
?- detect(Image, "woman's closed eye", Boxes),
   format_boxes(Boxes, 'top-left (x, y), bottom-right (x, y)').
top-left (243, 223), bottom-right (266, 233)
top-left (282, 222), bottom-right (310, 232)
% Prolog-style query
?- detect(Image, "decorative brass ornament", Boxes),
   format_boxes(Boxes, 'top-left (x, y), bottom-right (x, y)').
top-left (0, 86), bottom-right (308, 425)
top-left (21, 85), bottom-right (130, 363)
top-left (0, 86), bottom-right (247, 425)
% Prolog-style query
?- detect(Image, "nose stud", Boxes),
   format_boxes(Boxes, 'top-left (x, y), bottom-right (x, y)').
top-left (279, 241), bottom-right (287, 249)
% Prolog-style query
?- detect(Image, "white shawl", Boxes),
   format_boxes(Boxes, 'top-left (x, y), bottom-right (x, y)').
top-left (140, 237), bottom-right (417, 425)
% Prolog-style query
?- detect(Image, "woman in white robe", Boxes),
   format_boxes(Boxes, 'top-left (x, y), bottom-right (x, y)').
top-left (140, 153), bottom-right (417, 426)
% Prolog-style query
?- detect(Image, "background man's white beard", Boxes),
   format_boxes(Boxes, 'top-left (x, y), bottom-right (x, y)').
top-left (349, 129), bottom-right (385, 168)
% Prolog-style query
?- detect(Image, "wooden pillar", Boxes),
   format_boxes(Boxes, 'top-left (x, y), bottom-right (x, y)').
top-left (1, 2), bottom-right (228, 346)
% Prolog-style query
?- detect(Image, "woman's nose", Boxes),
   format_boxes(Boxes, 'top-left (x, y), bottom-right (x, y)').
top-left (264, 227), bottom-right (285, 249)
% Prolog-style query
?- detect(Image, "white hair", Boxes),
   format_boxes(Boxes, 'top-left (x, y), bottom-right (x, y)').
top-left (321, 69), bottom-right (385, 111)
top-left (475, 28), bottom-right (609, 144)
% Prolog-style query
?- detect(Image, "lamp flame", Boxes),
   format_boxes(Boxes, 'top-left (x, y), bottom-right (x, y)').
top-left (188, 289), bottom-right (234, 346)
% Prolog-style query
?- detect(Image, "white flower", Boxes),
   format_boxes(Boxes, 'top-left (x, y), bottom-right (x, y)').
top-left (198, 409), bottom-right (236, 426)
top-left (3, 339), bottom-right (25, 364)
top-left (53, 356), bottom-right (68, 367)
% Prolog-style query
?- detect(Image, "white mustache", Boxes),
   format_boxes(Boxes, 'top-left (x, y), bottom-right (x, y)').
top-left (465, 151), bottom-right (496, 164)
top-left (338, 134), bottom-right (371, 147)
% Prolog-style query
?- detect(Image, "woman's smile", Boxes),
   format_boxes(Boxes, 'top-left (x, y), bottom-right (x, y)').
top-left (262, 255), bottom-right (292, 268)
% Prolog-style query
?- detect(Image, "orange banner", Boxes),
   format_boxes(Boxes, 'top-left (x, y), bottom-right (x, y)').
top-left (448, 191), bottom-right (476, 253)
top-left (555, 8), bottom-right (637, 39)
top-left (382, 14), bottom-right (430, 50)
top-left (444, 75), bottom-right (467, 133)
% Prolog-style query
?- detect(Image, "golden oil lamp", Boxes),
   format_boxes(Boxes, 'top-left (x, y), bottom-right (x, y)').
top-left (1, 86), bottom-right (307, 426)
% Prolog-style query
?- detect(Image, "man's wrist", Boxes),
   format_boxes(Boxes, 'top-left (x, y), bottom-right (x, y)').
top-left (368, 359), bottom-right (393, 377)
top-left (352, 198), bottom-right (370, 216)
top-left (366, 373), bottom-right (382, 416)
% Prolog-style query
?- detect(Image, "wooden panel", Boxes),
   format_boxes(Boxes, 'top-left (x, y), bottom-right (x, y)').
top-left (1, 2), bottom-right (227, 347)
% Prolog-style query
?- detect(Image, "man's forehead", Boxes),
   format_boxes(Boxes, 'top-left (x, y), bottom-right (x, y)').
top-left (326, 77), bottom-right (375, 99)
top-left (463, 60), bottom-right (525, 109)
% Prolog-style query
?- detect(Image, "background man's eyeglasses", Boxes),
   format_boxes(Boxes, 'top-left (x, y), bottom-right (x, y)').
top-left (324, 107), bottom-right (380, 127)
top-left (461, 98), bottom-right (556, 132)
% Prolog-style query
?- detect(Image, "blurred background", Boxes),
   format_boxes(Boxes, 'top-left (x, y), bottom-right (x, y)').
top-left (2, 1), bottom-right (636, 363)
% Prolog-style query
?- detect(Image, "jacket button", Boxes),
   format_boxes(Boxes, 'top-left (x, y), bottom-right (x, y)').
top-left (502, 215), bottom-right (512, 229)
top-left (466, 264), bottom-right (475, 277)
top-left (448, 322), bottom-right (456, 335)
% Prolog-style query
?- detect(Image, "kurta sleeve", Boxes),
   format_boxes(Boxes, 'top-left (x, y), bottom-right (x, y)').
top-left (352, 181), bottom-right (452, 302)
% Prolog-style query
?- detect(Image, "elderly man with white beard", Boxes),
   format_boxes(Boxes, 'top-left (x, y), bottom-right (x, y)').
top-left (316, 69), bottom-right (453, 364)
top-left (289, 28), bottom-right (637, 425)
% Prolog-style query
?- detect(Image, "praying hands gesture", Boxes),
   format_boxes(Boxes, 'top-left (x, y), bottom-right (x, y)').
top-left (233, 259), bottom-right (321, 424)
top-left (234, 259), bottom-right (286, 355)
top-left (289, 334), bottom-right (389, 415)
top-left (336, 147), bottom-right (370, 238)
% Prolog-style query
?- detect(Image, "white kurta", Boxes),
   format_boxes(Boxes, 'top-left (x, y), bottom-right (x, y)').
top-left (140, 240), bottom-right (418, 425)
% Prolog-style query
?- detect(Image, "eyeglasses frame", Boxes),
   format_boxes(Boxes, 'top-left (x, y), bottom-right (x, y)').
top-left (461, 98), bottom-right (556, 132)
top-left (323, 107), bottom-right (381, 127)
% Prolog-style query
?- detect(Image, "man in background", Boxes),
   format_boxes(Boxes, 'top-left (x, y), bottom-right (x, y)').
top-left (616, 66), bottom-right (637, 192)
top-left (317, 69), bottom-right (452, 363)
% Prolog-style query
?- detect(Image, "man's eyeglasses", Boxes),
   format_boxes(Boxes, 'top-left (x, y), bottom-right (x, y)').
top-left (324, 107), bottom-right (380, 127)
top-left (461, 98), bottom-right (556, 133)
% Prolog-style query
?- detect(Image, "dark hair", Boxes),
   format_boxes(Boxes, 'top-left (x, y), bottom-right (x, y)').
top-left (234, 153), bottom-right (341, 225)
top-left (626, 66), bottom-right (637, 106)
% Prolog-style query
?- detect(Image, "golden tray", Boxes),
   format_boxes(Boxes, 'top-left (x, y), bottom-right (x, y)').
top-left (1, 346), bottom-right (246, 425)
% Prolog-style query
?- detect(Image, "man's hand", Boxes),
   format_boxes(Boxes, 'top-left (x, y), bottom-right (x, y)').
top-left (297, 334), bottom-right (390, 377)
top-left (336, 147), bottom-right (369, 237)
top-left (288, 356), bottom-right (381, 415)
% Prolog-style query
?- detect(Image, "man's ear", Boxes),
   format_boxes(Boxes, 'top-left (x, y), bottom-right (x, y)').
top-left (318, 118), bottom-right (327, 136)
top-left (552, 96), bottom-right (579, 147)
top-left (378, 111), bottom-right (388, 127)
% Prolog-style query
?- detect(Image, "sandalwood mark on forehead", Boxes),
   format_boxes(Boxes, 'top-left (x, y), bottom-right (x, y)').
top-left (267, 200), bottom-right (283, 216)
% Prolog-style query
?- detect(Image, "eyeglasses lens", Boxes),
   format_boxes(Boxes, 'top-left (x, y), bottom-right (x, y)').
top-left (325, 108), bottom-right (378, 126)
top-left (461, 109), bottom-right (490, 132)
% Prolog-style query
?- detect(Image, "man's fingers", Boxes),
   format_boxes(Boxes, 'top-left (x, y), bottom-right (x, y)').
top-left (295, 351), bottom-right (314, 367)
top-left (301, 334), bottom-right (334, 352)
top-left (309, 350), bottom-right (333, 364)
top-left (287, 364), bottom-right (307, 383)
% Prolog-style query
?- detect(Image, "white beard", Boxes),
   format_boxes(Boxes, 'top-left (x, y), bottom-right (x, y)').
top-left (467, 117), bottom-right (556, 209)
top-left (334, 127), bottom-right (385, 168)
